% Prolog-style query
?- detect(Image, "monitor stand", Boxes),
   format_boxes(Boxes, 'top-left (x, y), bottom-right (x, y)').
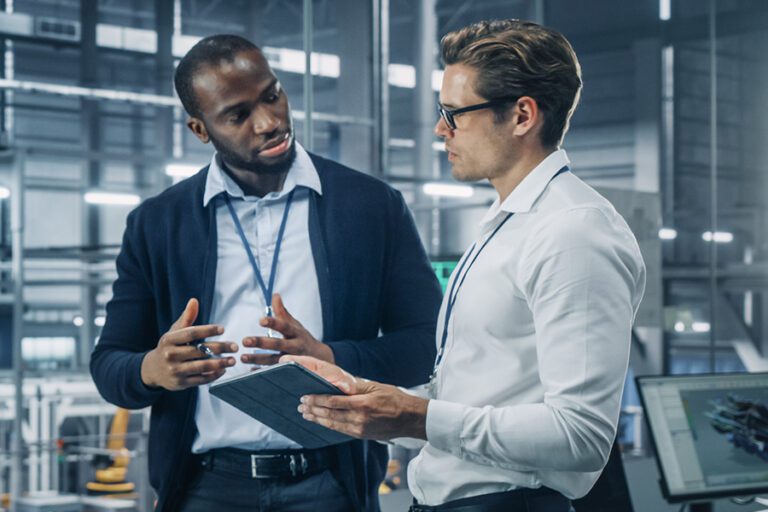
top-left (689, 503), bottom-right (712, 512)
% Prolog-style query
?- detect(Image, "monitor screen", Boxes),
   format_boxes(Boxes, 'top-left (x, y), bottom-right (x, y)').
top-left (637, 372), bottom-right (768, 502)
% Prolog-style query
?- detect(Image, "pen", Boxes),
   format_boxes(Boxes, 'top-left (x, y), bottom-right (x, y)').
top-left (196, 342), bottom-right (221, 359)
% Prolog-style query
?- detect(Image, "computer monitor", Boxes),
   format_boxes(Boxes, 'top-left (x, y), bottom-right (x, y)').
top-left (636, 372), bottom-right (768, 503)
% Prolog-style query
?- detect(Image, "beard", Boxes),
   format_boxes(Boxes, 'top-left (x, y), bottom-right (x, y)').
top-left (209, 132), bottom-right (297, 176)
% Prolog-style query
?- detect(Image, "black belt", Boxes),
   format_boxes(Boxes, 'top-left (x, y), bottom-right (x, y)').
top-left (197, 446), bottom-right (336, 480)
top-left (409, 487), bottom-right (571, 512)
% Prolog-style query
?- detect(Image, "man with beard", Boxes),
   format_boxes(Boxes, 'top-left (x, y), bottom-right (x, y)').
top-left (90, 35), bottom-right (441, 512)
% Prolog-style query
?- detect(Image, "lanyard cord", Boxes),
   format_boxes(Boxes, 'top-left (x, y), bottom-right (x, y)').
top-left (431, 212), bottom-right (514, 378)
top-left (224, 189), bottom-right (296, 315)
top-left (430, 165), bottom-right (571, 381)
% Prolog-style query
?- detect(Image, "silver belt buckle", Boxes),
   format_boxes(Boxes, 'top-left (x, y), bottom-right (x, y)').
top-left (250, 454), bottom-right (271, 479)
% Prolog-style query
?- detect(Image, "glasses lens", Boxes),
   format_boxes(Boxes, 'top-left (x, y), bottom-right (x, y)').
top-left (438, 105), bottom-right (455, 130)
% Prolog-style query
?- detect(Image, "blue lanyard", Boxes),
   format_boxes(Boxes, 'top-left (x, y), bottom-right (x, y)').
top-left (224, 189), bottom-right (296, 319)
top-left (430, 165), bottom-right (570, 382)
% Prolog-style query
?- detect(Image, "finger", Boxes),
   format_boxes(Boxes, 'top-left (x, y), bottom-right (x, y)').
top-left (181, 369), bottom-right (227, 387)
top-left (300, 411), bottom-right (361, 438)
top-left (241, 352), bottom-right (281, 366)
top-left (282, 355), bottom-right (356, 394)
top-left (270, 293), bottom-right (295, 322)
top-left (173, 342), bottom-right (239, 362)
top-left (243, 336), bottom-right (290, 353)
top-left (178, 357), bottom-right (235, 376)
top-left (161, 325), bottom-right (225, 346)
top-left (280, 355), bottom-right (321, 372)
top-left (258, 315), bottom-right (296, 338)
top-left (299, 403), bottom-right (355, 421)
top-left (195, 341), bottom-right (240, 356)
top-left (170, 298), bottom-right (199, 331)
top-left (302, 394), bottom-right (353, 410)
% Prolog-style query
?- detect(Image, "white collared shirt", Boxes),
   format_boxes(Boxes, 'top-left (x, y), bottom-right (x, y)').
top-left (407, 149), bottom-right (646, 504)
top-left (192, 143), bottom-right (323, 452)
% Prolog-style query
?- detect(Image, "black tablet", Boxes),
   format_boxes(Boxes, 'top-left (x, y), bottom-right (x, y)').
top-left (209, 361), bottom-right (353, 449)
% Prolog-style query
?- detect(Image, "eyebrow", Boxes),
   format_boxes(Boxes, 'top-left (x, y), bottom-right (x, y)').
top-left (216, 78), bottom-right (280, 119)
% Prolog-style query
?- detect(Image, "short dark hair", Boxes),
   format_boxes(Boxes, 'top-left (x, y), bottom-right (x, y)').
top-left (174, 34), bottom-right (261, 118)
top-left (440, 19), bottom-right (582, 148)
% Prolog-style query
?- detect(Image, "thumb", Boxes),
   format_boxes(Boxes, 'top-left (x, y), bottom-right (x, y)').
top-left (271, 293), bottom-right (293, 321)
top-left (171, 298), bottom-right (198, 331)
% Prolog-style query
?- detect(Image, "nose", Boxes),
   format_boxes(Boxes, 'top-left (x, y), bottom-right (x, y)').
top-left (252, 109), bottom-right (281, 136)
top-left (434, 116), bottom-right (453, 139)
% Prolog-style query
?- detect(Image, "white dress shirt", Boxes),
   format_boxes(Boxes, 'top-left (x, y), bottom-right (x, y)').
top-left (192, 143), bottom-right (323, 452)
top-left (407, 149), bottom-right (646, 504)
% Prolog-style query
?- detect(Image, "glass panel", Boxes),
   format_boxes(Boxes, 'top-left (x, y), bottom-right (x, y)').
top-left (310, 0), bottom-right (374, 172)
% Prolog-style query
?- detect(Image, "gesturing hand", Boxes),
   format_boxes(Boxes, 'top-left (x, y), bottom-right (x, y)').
top-left (241, 293), bottom-right (334, 366)
top-left (140, 298), bottom-right (238, 391)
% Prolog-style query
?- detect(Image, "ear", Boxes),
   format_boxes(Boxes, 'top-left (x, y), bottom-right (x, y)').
top-left (511, 96), bottom-right (542, 139)
top-left (187, 117), bottom-right (210, 144)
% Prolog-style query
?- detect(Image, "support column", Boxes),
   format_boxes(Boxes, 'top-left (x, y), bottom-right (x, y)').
top-left (337, 0), bottom-right (373, 172)
top-left (10, 149), bottom-right (23, 512)
top-left (414, 0), bottom-right (438, 255)
top-left (151, 0), bottom-right (174, 196)
top-left (79, 0), bottom-right (99, 369)
top-left (372, 0), bottom-right (389, 177)
top-left (633, 38), bottom-right (662, 193)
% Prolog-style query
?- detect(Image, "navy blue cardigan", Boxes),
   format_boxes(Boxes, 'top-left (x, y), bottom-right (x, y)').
top-left (90, 153), bottom-right (441, 511)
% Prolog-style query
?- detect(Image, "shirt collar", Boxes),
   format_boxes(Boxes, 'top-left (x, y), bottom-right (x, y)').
top-left (479, 149), bottom-right (570, 228)
top-left (203, 142), bottom-right (322, 206)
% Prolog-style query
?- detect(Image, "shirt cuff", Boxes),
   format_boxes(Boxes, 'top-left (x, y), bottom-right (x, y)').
top-left (425, 399), bottom-right (465, 456)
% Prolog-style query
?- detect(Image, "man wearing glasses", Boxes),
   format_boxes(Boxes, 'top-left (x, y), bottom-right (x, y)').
top-left (286, 19), bottom-right (646, 512)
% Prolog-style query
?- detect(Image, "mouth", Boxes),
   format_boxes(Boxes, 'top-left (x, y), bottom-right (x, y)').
top-left (257, 132), bottom-right (292, 158)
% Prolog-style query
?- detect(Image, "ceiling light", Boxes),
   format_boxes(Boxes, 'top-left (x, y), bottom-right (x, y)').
top-left (702, 231), bottom-right (733, 243)
top-left (659, 228), bottom-right (677, 240)
top-left (84, 191), bottom-right (141, 206)
top-left (692, 321), bottom-right (711, 333)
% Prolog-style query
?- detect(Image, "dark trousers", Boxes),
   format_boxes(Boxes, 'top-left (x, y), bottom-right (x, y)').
top-left (179, 457), bottom-right (353, 512)
top-left (410, 488), bottom-right (573, 512)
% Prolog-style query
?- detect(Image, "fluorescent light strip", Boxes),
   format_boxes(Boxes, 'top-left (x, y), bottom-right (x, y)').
top-left (423, 182), bottom-right (474, 198)
top-left (659, 0), bottom-right (671, 20)
top-left (702, 231), bottom-right (734, 243)
top-left (0, 78), bottom-right (178, 107)
top-left (84, 191), bottom-right (141, 206)
top-left (0, 186), bottom-right (9, 199)
top-left (659, 228), bottom-right (677, 240)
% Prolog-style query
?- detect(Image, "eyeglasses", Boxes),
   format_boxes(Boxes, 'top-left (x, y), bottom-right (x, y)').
top-left (437, 97), bottom-right (518, 130)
